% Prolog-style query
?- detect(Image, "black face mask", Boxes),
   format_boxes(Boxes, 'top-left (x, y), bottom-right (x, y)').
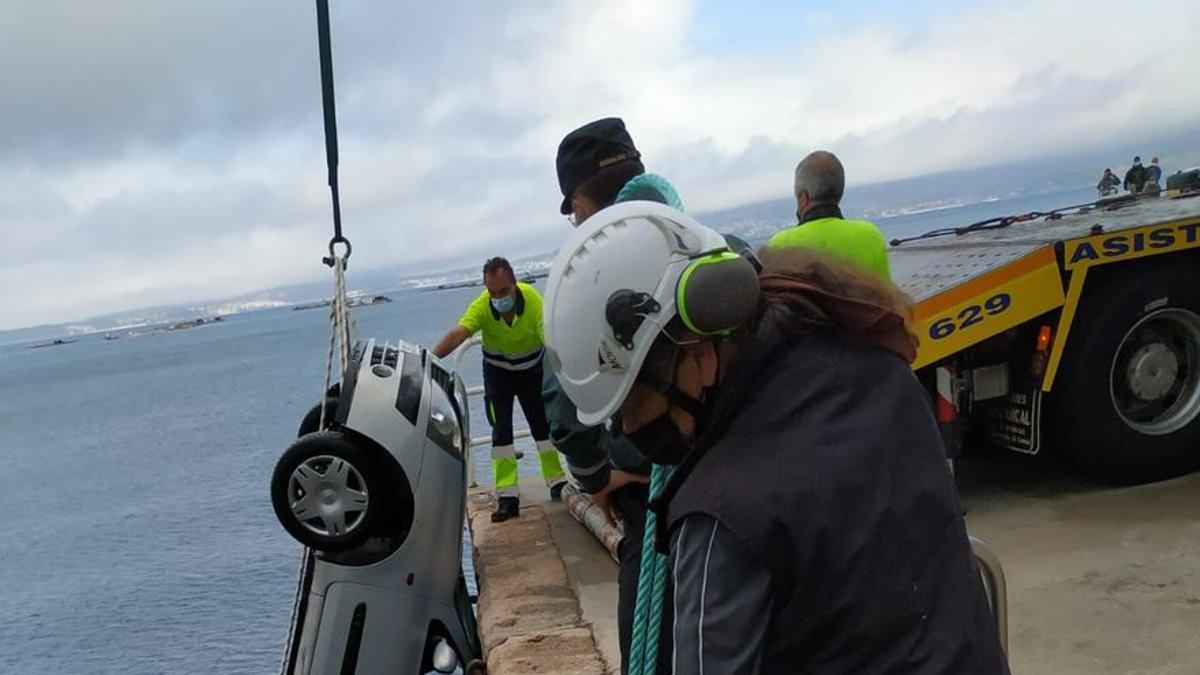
top-left (625, 377), bottom-right (707, 465)
top-left (627, 341), bottom-right (714, 464)
top-left (626, 411), bottom-right (693, 465)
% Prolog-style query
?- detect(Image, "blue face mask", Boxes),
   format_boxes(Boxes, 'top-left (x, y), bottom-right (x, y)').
top-left (491, 294), bottom-right (515, 314)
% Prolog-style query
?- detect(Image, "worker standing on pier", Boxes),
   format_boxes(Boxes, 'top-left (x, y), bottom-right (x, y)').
top-left (769, 150), bottom-right (892, 281)
top-left (543, 206), bottom-right (1009, 674)
top-left (432, 257), bottom-right (566, 523)
top-left (546, 117), bottom-right (680, 673)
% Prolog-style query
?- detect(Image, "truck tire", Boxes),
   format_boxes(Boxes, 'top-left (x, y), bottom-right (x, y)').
top-left (1048, 262), bottom-right (1200, 484)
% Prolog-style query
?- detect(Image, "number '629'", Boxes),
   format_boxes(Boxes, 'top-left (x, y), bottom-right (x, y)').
top-left (929, 293), bottom-right (1012, 340)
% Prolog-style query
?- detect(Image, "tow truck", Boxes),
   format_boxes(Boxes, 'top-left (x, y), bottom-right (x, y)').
top-left (891, 189), bottom-right (1200, 484)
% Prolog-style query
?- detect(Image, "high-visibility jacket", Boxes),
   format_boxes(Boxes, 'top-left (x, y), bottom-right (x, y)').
top-left (458, 282), bottom-right (544, 371)
top-left (768, 216), bottom-right (892, 281)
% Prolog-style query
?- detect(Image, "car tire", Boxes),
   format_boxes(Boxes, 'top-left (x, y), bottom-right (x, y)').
top-left (1047, 261), bottom-right (1200, 484)
top-left (297, 396), bottom-right (340, 436)
top-left (271, 431), bottom-right (383, 551)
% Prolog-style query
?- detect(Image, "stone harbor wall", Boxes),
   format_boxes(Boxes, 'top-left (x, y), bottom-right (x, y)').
top-left (467, 489), bottom-right (609, 674)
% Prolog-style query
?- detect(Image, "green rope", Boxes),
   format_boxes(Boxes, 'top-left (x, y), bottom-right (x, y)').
top-left (627, 463), bottom-right (673, 675)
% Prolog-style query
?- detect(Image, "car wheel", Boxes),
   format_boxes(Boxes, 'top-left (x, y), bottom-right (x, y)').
top-left (271, 431), bottom-right (382, 551)
top-left (298, 396), bottom-right (340, 436)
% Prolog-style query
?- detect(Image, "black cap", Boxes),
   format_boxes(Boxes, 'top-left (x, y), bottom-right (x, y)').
top-left (556, 118), bottom-right (641, 214)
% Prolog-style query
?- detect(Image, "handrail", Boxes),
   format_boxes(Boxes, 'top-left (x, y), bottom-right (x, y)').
top-left (969, 536), bottom-right (1009, 655)
top-left (449, 336), bottom-right (536, 448)
top-left (448, 336), bottom-right (536, 487)
top-left (449, 335), bottom-right (483, 374)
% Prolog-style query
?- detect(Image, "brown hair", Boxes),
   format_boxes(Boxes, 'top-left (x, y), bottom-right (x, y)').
top-left (754, 246), bottom-right (919, 362)
top-left (574, 159), bottom-right (646, 209)
top-left (483, 257), bottom-right (515, 282)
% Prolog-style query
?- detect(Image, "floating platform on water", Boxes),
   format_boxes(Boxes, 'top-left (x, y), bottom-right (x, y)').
top-left (421, 272), bottom-right (549, 292)
top-left (28, 338), bottom-right (77, 349)
top-left (292, 294), bottom-right (393, 311)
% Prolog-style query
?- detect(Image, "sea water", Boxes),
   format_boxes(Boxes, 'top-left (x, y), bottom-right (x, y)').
top-left (0, 286), bottom-right (499, 674)
top-left (0, 187), bottom-right (1096, 673)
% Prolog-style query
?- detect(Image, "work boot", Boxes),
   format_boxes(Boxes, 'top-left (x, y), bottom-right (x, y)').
top-left (549, 481), bottom-right (566, 501)
top-left (491, 496), bottom-right (520, 523)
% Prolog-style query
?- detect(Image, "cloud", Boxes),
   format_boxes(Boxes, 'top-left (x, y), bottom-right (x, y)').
top-left (2, 0), bottom-right (1199, 329)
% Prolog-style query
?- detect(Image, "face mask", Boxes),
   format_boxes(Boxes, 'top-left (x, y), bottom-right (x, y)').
top-left (491, 294), bottom-right (515, 313)
top-left (626, 412), bottom-right (693, 465)
top-left (625, 367), bottom-right (709, 465)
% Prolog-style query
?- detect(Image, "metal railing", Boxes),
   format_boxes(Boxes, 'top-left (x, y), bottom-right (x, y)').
top-left (969, 536), bottom-right (1009, 655)
top-left (450, 336), bottom-right (534, 488)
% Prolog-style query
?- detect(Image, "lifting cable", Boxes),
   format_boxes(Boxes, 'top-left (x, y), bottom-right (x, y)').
top-left (314, 0), bottom-right (355, 430)
top-left (281, 6), bottom-right (354, 672)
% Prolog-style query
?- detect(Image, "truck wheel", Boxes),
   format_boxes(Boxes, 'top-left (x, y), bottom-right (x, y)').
top-left (1049, 263), bottom-right (1200, 483)
top-left (271, 431), bottom-right (382, 551)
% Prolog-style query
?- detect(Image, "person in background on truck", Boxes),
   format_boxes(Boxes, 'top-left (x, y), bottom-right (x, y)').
top-left (1124, 156), bottom-right (1148, 194)
top-left (1097, 168), bottom-right (1121, 197)
top-left (548, 117), bottom-right (680, 673)
top-left (768, 150), bottom-right (892, 280)
top-left (432, 257), bottom-right (566, 523)
top-left (1143, 176), bottom-right (1163, 197)
top-left (1147, 156), bottom-right (1164, 185)
top-left (1142, 156), bottom-right (1163, 196)
top-left (543, 206), bottom-right (1009, 674)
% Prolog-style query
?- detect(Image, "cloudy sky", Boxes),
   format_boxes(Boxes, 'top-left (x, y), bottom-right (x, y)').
top-left (2, 0), bottom-right (1197, 330)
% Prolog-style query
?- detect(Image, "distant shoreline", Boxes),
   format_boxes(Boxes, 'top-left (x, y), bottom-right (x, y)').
top-left (0, 185), bottom-right (1099, 345)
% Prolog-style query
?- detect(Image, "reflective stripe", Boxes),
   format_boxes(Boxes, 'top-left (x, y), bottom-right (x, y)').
top-left (698, 519), bottom-right (719, 675)
top-left (568, 456), bottom-right (609, 476)
top-left (482, 345), bottom-right (544, 371)
top-left (536, 439), bottom-right (566, 485)
top-left (493, 451), bottom-right (519, 497)
top-left (671, 519), bottom-right (688, 675)
top-left (538, 449), bottom-right (565, 483)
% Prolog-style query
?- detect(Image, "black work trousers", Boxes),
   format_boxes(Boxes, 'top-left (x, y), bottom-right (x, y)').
top-left (482, 360), bottom-right (550, 446)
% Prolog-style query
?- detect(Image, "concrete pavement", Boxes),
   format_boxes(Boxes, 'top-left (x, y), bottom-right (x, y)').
top-left (474, 453), bottom-right (1200, 674)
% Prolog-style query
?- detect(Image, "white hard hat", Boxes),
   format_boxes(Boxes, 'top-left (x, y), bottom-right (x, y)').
top-left (543, 201), bottom-right (759, 425)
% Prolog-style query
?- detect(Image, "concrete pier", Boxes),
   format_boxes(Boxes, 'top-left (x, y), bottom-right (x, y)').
top-left (469, 453), bottom-right (1200, 675)
top-left (467, 477), bottom-right (618, 674)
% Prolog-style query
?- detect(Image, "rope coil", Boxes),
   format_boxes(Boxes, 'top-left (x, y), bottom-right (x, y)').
top-left (318, 253), bottom-right (355, 430)
top-left (628, 463), bottom-right (674, 675)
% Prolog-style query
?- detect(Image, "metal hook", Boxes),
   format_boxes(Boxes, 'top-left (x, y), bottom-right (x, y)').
top-left (323, 236), bottom-right (352, 267)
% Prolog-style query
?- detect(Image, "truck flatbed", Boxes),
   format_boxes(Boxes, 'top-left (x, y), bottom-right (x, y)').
top-left (889, 195), bottom-right (1200, 370)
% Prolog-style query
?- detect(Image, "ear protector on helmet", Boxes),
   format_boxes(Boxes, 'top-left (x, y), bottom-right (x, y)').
top-left (602, 249), bottom-right (760, 350)
top-left (675, 251), bottom-right (761, 336)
